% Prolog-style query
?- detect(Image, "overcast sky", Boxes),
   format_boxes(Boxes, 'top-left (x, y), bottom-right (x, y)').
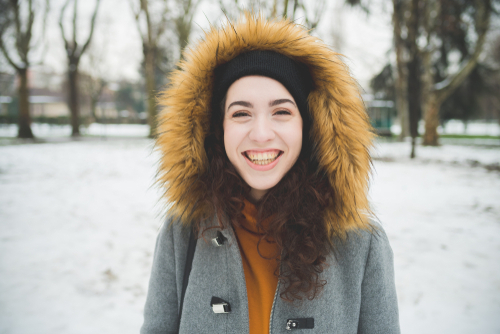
top-left (4, 0), bottom-right (394, 92)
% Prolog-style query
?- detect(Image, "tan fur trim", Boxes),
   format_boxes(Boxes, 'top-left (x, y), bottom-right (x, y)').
top-left (155, 13), bottom-right (374, 236)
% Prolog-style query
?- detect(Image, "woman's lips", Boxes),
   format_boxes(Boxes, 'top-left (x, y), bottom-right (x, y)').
top-left (242, 150), bottom-right (283, 171)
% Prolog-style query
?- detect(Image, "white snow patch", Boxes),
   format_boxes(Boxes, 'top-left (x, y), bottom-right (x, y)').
top-left (390, 120), bottom-right (500, 137)
top-left (0, 123), bottom-right (150, 138)
top-left (370, 142), bottom-right (500, 334)
top-left (372, 141), bottom-right (500, 166)
top-left (0, 139), bottom-right (161, 334)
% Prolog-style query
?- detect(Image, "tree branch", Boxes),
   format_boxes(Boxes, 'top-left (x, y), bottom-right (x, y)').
top-left (128, 0), bottom-right (145, 40)
top-left (59, 0), bottom-right (72, 55)
top-left (433, 0), bottom-right (492, 103)
top-left (143, 0), bottom-right (153, 46)
top-left (72, 0), bottom-right (78, 54)
top-left (30, 0), bottom-right (50, 53)
top-left (12, 0), bottom-right (22, 61)
top-left (283, 0), bottom-right (289, 18)
top-left (0, 38), bottom-right (21, 71)
top-left (153, 1), bottom-right (170, 45)
top-left (80, 0), bottom-right (101, 56)
top-left (20, 0), bottom-right (34, 65)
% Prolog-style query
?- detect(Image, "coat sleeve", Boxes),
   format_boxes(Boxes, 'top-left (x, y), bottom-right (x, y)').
top-left (141, 220), bottom-right (185, 334)
top-left (357, 228), bottom-right (400, 334)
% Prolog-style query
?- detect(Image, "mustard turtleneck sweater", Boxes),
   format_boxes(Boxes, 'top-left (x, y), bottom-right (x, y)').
top-left (233, 199), bottom-right (279, 334)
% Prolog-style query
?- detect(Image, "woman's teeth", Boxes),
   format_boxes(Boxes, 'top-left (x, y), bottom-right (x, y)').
top-left (246, 151), bottom-right (281, 165)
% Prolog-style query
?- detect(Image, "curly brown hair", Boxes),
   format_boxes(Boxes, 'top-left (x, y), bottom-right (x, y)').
top-left (196, 95), bottom-right (340, 303)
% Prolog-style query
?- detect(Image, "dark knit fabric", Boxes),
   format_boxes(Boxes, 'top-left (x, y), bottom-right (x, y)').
top-left (212, 50), bottom-right (314, 116)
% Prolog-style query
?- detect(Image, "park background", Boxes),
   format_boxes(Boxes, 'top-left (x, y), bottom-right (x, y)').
top-left (1, 0), bottom-right (500, 333)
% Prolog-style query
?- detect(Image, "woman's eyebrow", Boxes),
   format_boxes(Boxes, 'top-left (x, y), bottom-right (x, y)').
top-left (269, 99), bottom-right (296, 107)
top-left (227, 101), bottom-right (253, 109)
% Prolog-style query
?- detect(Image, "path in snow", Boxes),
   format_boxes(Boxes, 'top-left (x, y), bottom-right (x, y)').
top-left (0, 139), bottom-right (499, 334)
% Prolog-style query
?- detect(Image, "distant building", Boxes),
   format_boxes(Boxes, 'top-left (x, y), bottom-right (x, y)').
top-left (363, 94), bottom-right (395, 136)
top-left (0, 68), bottom-right (128, 124)
top-left (29, 88), bottom-right (67, 118)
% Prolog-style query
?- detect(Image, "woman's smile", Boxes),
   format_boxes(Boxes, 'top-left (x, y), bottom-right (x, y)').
top-left (243, 149), bottom-right (283, 165)
top-left (242, 149), bottom-right (284, 171)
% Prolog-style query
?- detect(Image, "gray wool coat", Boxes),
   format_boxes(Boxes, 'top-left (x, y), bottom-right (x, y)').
top-left (140, 218), bottom-right (400, 334)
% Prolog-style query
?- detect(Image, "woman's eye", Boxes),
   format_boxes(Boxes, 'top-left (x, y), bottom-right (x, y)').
top-left (274, 110), bottom-right (291, 116)
top-left (233, 111), bottom-right (249, 118)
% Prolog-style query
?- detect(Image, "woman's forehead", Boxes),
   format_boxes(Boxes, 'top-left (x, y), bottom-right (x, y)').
top-left (226, 76), bottom-right (295, 103)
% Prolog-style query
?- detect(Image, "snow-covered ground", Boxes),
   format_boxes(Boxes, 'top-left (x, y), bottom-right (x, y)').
top-left (371, 143), bottom-right (500, 334)
top-left (0, 136), bottom-right (499, 334)
top-left (390, 119), bottom-right (500, 137)
top-left (0, 123), bottom-right (150, 139)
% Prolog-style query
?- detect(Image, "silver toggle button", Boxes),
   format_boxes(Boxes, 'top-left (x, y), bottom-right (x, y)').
top-left (210, 296), bottom-right (231, 314)
top-left (211, 231), bottom-right (226, 247)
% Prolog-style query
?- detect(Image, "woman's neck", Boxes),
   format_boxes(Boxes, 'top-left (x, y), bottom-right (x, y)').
top-left (249, 188), bottom-right (267, 202)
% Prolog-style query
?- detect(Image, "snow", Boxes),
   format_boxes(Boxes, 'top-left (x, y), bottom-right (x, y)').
top-left (390, 120), bottom-right (500, 137)
top-left (371, 143), bottom-right (500, 334)
top-left (373, 141), bottom-right (500, 166)
top-left (0, 123), bottom-right (150, 138)
top-left (0, 139), bottom-right (160, 334)
top-left (0, 135), bottom-right (499, 334)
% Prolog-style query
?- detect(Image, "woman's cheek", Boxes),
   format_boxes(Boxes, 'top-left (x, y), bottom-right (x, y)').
top-left (223, 122), bottom-right (241, 164)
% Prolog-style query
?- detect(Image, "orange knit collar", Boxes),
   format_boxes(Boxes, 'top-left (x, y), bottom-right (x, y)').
top-left (241, 199), bottom-right (277, 234)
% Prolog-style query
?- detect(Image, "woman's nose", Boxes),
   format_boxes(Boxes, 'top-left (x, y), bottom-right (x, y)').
top-left (248, 117), bottom-right (275, 143)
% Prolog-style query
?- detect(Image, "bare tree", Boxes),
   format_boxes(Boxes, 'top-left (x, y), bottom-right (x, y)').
top-left (130, 0), bottom-right (169, 137)
top-left (218, 0), bottom-right (326, 31)
top-left (218, 0), bottom-right (272, 19)
top-left (405, 0), bottom-right (423, 158)
top-left (80, 70), bottom-right (106, 123)
top-left (131, 0), bottom-right (201, 137)
top-left (392, 0), bottom-right (409, 141)
top-left (80, 19), bottom-right (111, 124)
top-left (0, 0), bottom-right (49, 138)
top-left (174, 0), bottom-right (201, 61)
top-left (59, 0), bottom-right (101, 137)
top-left (421, 0), bottom-right (492, 146)
top-left (390, 0), bottom-right (493, 158)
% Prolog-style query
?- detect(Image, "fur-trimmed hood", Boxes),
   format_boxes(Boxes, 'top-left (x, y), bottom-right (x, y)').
top-left (155, 14), bottom-right (374, 236)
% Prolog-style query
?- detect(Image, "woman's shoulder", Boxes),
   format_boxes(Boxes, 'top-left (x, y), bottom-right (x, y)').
top-left (333, 220), bottom-right (394, 270)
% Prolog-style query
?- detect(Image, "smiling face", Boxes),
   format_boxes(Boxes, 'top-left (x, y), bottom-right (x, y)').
top-left (223, 75), bottom-right (303, 201)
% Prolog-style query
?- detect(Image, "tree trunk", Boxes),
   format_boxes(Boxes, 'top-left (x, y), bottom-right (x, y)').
top-left (393, 0), bottom-right (409, 141)
top-left (407, 56), bottom-right (421, 159)
top-left (89, 80), bottom-right (105, 123)
top-left (406, 0), bottom-right (422, 158)
top-left (410, 137), bottom-right (416, 159)
top-left (421, 45), bottom-right (440, 146)
top-left (90, 98), bottom-right (99, 123)
top-left (395, 71), bottom-right (409, 141)
top-left (68, 61), bottom-right (80, 137)
top-left (145, 46), bottom-right (157, 138)
top-left (422, 93), bottom-right (440, 145)
top-left (17, 68), bottom-right (34, 139)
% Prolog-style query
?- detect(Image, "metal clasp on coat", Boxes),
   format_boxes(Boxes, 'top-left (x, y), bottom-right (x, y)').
top-left (210, 296), bottom-right (231, 314)
top-left (211, 231), bottom-right (226, 247)
top-left (286, 318), bottom-right (314, 330)
top-left (212, 303), bottom-right (230, 313)
top-left (286, 320), bottom-right (299, 330)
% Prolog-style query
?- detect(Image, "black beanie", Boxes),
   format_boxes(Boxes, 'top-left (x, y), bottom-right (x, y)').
top-left (212, 50), bottom-right (314, 117)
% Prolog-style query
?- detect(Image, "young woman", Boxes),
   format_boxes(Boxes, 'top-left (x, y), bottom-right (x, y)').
top-left (141, 14), bottom-right (400, 334)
